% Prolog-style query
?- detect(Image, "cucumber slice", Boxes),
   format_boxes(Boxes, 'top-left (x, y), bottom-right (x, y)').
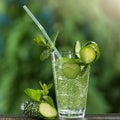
top-left (75, 40), bottom-right (81, 58)
top-left (39, 102), bottom-right (57, 118)
top-left (80, 46), bottom-right (96, 64)
top-left (62, 62), bottom-right (81, 79)
top-left (85, 41), bottom-right (100, 61)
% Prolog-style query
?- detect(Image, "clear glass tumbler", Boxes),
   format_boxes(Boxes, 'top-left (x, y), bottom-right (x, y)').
top-left (51, 51), bottom-right (90, 118)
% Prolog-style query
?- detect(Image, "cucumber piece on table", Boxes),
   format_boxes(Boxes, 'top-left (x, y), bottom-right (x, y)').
top-left (39, 102), bottom-right (57, 118)
top-left (22, 100), bottom-right (42, 118)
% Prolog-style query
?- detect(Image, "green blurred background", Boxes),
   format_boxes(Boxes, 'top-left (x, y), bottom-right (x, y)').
top-left (0, 0), bottom-right (120, 115)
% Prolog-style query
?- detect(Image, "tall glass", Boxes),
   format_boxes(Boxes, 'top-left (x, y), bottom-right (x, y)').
top-left (51, 51), bottom-right (90, 118)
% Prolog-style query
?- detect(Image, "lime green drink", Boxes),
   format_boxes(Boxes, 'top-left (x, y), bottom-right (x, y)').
top-left (51, 41), bottom-right (100, 118)
top-left (51, 51), bottom-right (90, 118)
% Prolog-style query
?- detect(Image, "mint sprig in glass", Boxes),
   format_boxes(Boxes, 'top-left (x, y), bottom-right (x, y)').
top-left (34, 32), bottom-right (59, 61)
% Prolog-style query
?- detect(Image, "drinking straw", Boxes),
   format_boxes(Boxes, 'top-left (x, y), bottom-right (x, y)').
top-left (23, 5), bottom-right (61, 58)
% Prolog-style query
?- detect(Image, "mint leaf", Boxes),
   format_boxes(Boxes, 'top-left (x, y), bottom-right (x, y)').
top-left (39, 82), bottom-right (53, 95)
top-left (41, 83), bottom-right (49, 95)
top-left (40, 49), bottom-right (52, 61)
top-left (47, 83), bottom-right (53, 90)
top-left (43, 95), bottom-right (55, 107)
top-left (34, 35), bottom-right (46, 47)
top-left (24, 88), bottom-right (41, 101)
top-left (51, 32), bottom-right (59, 45)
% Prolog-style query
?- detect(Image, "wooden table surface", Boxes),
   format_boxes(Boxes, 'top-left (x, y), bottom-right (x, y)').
top-left (0, 114), bottom-right (120, 120)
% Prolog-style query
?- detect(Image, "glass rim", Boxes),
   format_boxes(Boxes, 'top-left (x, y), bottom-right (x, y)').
top-left (52, 50), bottom-right (75, 54)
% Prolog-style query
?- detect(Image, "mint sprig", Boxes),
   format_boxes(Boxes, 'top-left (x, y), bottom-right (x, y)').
top-left (34, 32), bottom-right (59, 61)
top-left (39, 81), bottom-right (53, 95)
top-left (24, 82), bottom-right (54, 106)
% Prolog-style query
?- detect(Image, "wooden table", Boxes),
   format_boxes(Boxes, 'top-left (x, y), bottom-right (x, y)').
top-left (0, 114), bottom-right (120, 120)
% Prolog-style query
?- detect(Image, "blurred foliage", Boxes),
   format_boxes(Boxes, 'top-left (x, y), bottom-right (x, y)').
top-left (0, 0), bottom-right (120, 115)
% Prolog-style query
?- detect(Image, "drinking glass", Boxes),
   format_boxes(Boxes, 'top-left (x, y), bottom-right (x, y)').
top-left (51, 51), bottom-right (90, 118)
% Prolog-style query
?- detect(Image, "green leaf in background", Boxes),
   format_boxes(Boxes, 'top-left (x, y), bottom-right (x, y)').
top-left (24, 88), bottom-right (41, 102)
top-left (40, 49), bottom-right (52, 61)
top-left (34, 35), bottom-right (46, 47)
top-left (43, 95), bottom-right (55, 107)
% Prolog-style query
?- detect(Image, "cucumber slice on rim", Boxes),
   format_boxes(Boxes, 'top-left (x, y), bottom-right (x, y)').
top-left (80, 46), bottom-right (96, 64)
top-left (75, 40), bottom-right (81, 58)
top-left (39, 102), bottom-right (57, 118)
top-left (85, 41), bottom-right (100, 61)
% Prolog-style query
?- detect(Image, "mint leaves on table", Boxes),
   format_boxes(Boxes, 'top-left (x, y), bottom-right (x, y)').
top-left (24, 82), bottom-right (54, 104)
top-left (34, 32), bottom-right (59, 61)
